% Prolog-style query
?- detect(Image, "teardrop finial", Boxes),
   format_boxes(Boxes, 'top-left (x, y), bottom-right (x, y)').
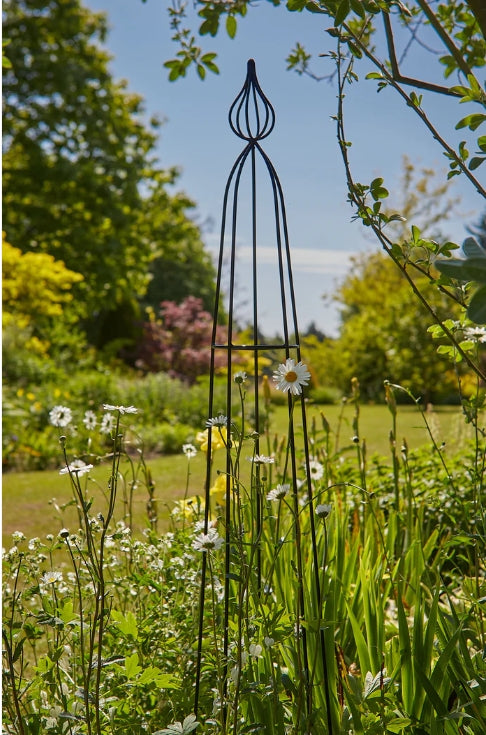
top-left (228, 59), bottom-right (275, 141)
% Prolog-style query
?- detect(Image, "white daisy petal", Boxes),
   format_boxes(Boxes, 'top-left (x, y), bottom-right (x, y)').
top-left (49, 405), bottom-right (73, 428)
top-left (266, 484), bottom-right (290, 501)
top-left (182, 443), bottom-right (198, 458)
top-left (192, 528), bottom-right (224, 553)
top-left (82, 410), bottom-right (97, 430)
top-left (102, 404), bottom-right (138, 414)
top-left (307, 459), bottom-right (324, 481)
top-left (205, 415), bottom-right (228, 427)
top-left (273, 359), bottom-right (311, 396)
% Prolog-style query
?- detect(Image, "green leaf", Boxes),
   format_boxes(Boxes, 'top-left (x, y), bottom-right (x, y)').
top-left (196, 64), bottom-right (206, 80)
top-left (286, 0), bottom-right (307, 10)
top-left (463, 237), bottom-right (485, 258)
top-left (437, 345), bottom-right (454, 355)
top-left (409, 91), bottom-right (422, 107)
top-left (226, 15), bottom-right (237, 39)
top-left (306, 1), bottom-right (327, 13)
top-left (137, 665), bottom-right (181, 689)
top-left (12, 637), bottom-right (26, 664)
top-left (469, 156), bottom-right (485, 171)
top-left (199, 17), bottom-right (219, 36)
top-left (35, 655), bottom-right (54, 674)
top-left (386, 718), bottom-right (412, 733)
top-left (387, 213), bottom-right (406, 223)
top-left (455, 113), bottom-right (486, 131)
top-left (202, 57), bottom-right (219, 74)
top-left (468, 286), bottom-right (486, 324)
top-left (168, 67), bottom-right (182, 81)
top-left (350, 0), bottom-right (366, 18)
top-left (155, 673), bottom-right (181, 690)
top-left (124, 652), bottom-right (142, 679)
top-left (459, 140), bottom-right (469, 160)
top-left (335, 0), bottom-right (350, 26)
top-left (371, 186), bottom-right (388, 200)
top-left (60, 600), bottom-right (77, 625)
top-left (435, 257), bottom-right (486, 283)
top-left (111, 609), bottom-right (139, 639)
top-left (366, 72), bottom-right (384, 80)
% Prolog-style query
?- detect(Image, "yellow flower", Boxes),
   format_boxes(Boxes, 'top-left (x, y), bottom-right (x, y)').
top-left (209, 474), bottom-right (232, 506)
top-left (196, 427), bottom-right (227, 454)
top-left (26, 392), bottom-right (35, 401)
top-left (173, 495), bottom-right (204, 518)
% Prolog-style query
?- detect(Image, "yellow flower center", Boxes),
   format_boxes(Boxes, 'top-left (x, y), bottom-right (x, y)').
top-left (286, 370), bottom-right (298, 383)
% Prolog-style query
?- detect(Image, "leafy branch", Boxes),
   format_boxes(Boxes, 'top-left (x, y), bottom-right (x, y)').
top-left (334, 42), bottom-right (486, 383)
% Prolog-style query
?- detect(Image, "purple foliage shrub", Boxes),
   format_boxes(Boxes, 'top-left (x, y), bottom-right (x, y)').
top-left (135, 296), bottom-right (228, 383)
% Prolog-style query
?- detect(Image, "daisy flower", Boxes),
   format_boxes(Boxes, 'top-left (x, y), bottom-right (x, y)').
top-left (266, 484), bottom-right (290, 501)
top-left (315, 503), bottom-right (332, 519)
top-left (307, 459), bottom-right (324, 481)
top-left (205, 415), bottom-right (228, 428)
top-left (192, 528), bottom-right (224, 553)
top-left (182, 443), bottom-right (197, 458)
top-left (102, 404), bottom-right (138, 414)
top-left (59, 460), bottom-right (93, 477)
top-left (41, 571), bottom-right (63, 586)
top-left (194, 519), bottom-right (217, 534)
top-left (82, 410), bottom-right (97, 430)
top-left (100, 413), bottom-right (115, 435)
top-left (49, 405), bottom-right (73, 428)
top-left (273, 358), bottom-right (311, 395)
top-left (233, 371), bottom-right (247, 384)
top-left (464, 326), bottom-right (486, 343)
top-left (250, 454), bottom-right (275, 464)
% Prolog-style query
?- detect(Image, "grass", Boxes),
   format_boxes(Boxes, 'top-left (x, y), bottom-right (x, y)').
top-left (2, 402), bottom-right (468, 546)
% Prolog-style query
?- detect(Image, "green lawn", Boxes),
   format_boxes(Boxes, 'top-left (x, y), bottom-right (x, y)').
top-left (2, 403), bottom-right (468, 546)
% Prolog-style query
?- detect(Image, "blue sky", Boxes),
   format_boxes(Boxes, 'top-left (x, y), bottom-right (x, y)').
top-left (86, 0), bottom-right (484, 335)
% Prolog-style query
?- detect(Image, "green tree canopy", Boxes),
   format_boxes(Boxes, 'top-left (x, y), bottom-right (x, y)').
top-left (2, 232), bottom-right (83, 354)
top-left (3, 0), bottom-right (216, 347)
top-left (304, 160), bottom-right (471, 402)
top-left (324, 251), bottom-right (462, 402)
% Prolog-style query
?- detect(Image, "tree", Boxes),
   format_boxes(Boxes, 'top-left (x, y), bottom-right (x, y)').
top-left (303, 158), bottom-right (471, 401)
top-left (2, 0), bottom-right (216, 347)
top-left (161, 0), bottom-right (486, 384)
top-left (315, 251), bottom-right (461, 401)
top-left (2, 232), bottom-right (83, 355)
top-left (2, 231), bottom-right (88, 382)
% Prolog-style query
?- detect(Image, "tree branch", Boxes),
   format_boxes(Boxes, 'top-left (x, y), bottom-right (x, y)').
top-left (383, 12), bottom-right (462, 99)
top-left (343, 23), bottom-right (486, 199)
top-left (334, 47), bottom-right (486, 385)
top-left (415, 0), bottom-right (476, 79)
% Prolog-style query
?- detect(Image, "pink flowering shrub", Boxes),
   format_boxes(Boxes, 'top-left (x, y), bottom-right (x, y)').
top-left (135, 296), bottom-right (228, 383)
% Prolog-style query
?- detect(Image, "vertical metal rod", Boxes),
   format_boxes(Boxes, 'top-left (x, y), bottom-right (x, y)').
top-left (250, 144), bottom-right (262, 590)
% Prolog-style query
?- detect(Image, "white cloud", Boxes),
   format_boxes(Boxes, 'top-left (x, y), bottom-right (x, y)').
top-left (205, 235), bottom-right (357, 275)
top-left (237, 246), bottom-right (356, 275)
